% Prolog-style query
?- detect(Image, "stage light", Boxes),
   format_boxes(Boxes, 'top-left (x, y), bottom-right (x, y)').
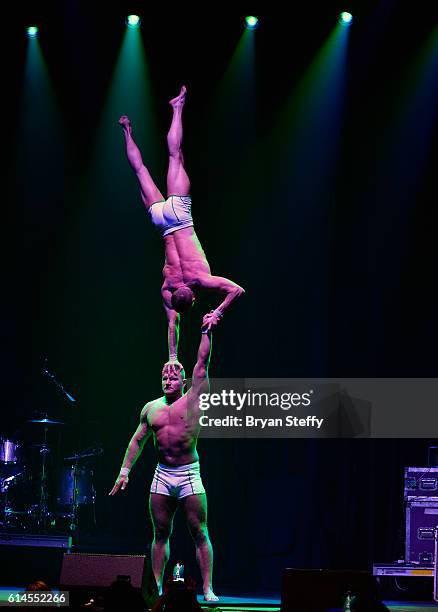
top-left (126, 14), bottom-right (141, 28)
top-left (27, 26), bottom-right (39, 38)
top-left (245, 16), bottom-right (259, 30)
top-left (338, 12), bottom-right (353, 26)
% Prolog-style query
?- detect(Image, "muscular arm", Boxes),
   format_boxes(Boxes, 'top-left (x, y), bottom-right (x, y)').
top-left (162, 288), bottom-right (180, 361)
top-left (120, 406), bottom-right (151, 470)
top-left (195, 273), bottom-right (245, 316)
top-left (109, 405), bottom-right (151, 495)
top-left (191, 330), bottom-right (212, 397)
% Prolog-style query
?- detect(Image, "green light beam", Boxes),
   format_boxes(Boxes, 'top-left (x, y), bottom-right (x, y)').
top-left (89, 26), bottom-right (161, 191)
top-left (376, 23), bottom-right (438, 199)
top-left (76, 24), bottom-right (163, 396)
top-left (268, 22), bottom-right (350, 184)
top-left (15, 36), bottom-right (64, 207)
top-left (206, 27), bottom-right (256, 183)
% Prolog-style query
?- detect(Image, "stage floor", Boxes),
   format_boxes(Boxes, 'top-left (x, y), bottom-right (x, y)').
top-left (2, 588), bottom-right (438, 610)
top-left (197, 594), bottom-right (280, 609)
top-left (384, 605), bottom-right (438, 611)
top-left (195, 598), bottom-right (438, 611)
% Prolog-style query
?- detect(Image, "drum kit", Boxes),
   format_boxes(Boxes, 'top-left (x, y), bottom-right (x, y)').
top-left (0, 414), bottom-right (102, 534)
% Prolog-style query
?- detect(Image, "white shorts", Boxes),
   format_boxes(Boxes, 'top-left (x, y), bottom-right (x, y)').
top-left (148, 195), bottom-right (194, 237)
top-left (150, 461), bottom-right (205, 499)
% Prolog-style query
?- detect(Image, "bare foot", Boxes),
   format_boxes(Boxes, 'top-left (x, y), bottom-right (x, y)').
top-left (118, 115), bottom-right (132, 134)
top-left (169, 85), bottom-right (187, 109)
top-left (203, 589), bottom-right (219, 602)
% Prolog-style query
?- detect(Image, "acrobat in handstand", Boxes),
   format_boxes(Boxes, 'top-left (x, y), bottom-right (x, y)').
top-left (119, 86), bottom-right (244, 363)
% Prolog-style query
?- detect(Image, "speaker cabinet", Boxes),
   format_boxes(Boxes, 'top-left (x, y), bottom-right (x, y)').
top-left (60, 552), bottom-right (158, 607)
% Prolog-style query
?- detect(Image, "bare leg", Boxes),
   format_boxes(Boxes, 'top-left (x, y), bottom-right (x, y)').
top-left (149, 493), bottom-right (178, 595)
top-left (166, 86), bottom-right (191, 197)
top-left (182, 493), bottom-right (218, 602)
top-left (119, 115), bottom-right (164, 208)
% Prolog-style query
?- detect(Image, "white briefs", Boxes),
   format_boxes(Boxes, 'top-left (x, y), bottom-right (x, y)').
top-left (150, 461), bottom-right (205, 499)
top-left (148, 195), bottom-right (194, 237)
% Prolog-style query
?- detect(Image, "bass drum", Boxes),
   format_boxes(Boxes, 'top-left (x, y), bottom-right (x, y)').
top-left (0, 470), bottom-right (31, 530)
top-left (56, 465), bottom-right (95, 506)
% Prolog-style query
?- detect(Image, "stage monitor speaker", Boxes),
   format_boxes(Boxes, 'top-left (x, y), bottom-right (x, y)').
top-left (60, 552), bottom-right (158, 607)
top-left (0, 545), bottom-right (65, 587)
top-left (281, 568), bottom-right (383, 611)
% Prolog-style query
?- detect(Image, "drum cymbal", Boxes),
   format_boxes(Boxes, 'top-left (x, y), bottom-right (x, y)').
top-left (27, 418), bottom-right (65, 426)
top-left (63, 448), bottom-right (103, 461)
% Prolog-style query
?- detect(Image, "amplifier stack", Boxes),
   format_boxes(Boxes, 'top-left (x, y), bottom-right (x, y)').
top-left (404, 467), bottom-right (438, 564)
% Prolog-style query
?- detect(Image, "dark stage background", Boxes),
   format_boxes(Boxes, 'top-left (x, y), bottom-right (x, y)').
top-left (3, 1), bottom-right (438, 593)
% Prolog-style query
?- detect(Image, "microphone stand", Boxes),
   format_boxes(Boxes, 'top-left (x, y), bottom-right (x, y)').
top-left (37, 419), bottom-right (50, 531)
top-left (42, 359), bottom-right (77, 405)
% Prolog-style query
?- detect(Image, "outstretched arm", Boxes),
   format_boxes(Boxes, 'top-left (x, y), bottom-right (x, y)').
top-left (162, 288), bottom-right (181, 363)
top-left (109, 405), bottom-right (151, 495)
top-left (191, 327), bottom-right (213, 397)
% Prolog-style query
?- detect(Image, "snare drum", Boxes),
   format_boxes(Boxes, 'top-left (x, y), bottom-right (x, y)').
top-left (0, 439), bottom-right (21, 465)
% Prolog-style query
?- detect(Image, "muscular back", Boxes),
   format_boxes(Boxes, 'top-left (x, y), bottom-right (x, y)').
top-left (145, 391), bottom-right (201, 466)
top-left (164, 228), bottom-right (210, 286)
top-left (161, 233), bottom-right (183, 290)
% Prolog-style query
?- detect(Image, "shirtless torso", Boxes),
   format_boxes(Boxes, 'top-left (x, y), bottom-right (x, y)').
top-left (143, 388), bottom-right (202, 467)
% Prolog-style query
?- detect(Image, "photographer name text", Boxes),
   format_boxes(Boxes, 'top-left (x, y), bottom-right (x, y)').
top-left (199, 415), bottom-right (324, 429)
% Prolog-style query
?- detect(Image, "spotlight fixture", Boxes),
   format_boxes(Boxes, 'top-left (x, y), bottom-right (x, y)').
top-left (338, 11), bottom-right (353, 26)
top-left (126, 14), bottom-right (141, 28)
top-left (27, 26), bottom-right (39, 38)
top-left (244, 16), bottom-right (259, 30)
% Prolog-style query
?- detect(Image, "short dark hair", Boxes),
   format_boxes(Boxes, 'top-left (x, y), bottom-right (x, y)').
top-left (171, 286), bottom-right (195, 313)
